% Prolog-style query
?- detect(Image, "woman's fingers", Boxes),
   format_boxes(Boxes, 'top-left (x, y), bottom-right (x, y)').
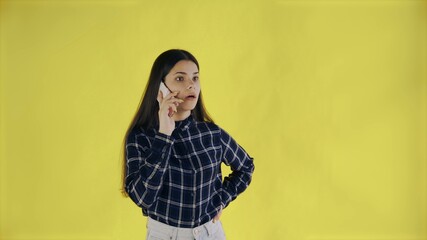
top-left (167, 100), bottom-right (182, 116)
top-left (167, 103), bottom-right (177, 113)
top-left (213, 207), bottom-right (223, 223)
top-left (162, 92), bottom-right (182, 105)
top-left (158, 91), bottom-right (178, 104)
top-left (165, 98), bottom-right (183, 109)
top-left (159, 92), bottom-right (183, 117)
top-left (165, 91), bottom-right (179, 100)
top-left (157, 92), bottom-right (181, 135)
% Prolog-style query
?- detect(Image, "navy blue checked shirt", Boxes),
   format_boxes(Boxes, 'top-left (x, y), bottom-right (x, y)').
top-left (125, 115), bottom-right (254, 228)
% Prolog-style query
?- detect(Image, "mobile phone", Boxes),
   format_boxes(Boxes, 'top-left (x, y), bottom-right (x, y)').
top-left (159, 81), bottom-right (171, 98)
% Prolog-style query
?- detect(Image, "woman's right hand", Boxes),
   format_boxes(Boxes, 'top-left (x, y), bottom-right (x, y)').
top-left (157, 91), bottom-right (184, 136)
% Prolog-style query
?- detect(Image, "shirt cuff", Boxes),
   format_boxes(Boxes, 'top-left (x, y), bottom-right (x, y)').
top-left (153, 132), bottom-right (174, 150)
top-left (221, 189), bottom-right (233, 208)
top-left (155, 132), bottom-right (174, 144)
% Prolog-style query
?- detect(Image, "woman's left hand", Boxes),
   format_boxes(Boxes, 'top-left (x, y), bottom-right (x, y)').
top-left (213, 206), bottom-right (223, 223)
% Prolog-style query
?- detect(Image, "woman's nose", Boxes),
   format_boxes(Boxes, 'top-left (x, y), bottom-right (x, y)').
top-left (187, 81), bottom-right (194, 89)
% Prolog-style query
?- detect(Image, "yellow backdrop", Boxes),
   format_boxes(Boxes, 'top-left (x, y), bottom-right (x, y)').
top-left (1, 0), bottom-right (426, 239)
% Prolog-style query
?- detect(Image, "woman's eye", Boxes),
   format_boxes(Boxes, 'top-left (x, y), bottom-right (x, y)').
top-left (193, 76), bottom-right (199, 81)
top-left (175, 76), bottom-right (184, 81)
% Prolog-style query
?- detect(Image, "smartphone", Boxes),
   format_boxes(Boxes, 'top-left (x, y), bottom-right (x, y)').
top-left (159, 81), bottom-right (171, 98)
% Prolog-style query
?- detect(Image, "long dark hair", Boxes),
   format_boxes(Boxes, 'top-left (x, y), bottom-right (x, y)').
top-left (120, 49), bottom-right (213, 197)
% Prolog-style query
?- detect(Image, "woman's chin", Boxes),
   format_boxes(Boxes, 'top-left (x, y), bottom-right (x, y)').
top-left (178, 104), bottom-right (197, 112)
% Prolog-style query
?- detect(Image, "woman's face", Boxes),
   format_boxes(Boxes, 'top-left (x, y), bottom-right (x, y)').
top-left (164, 60), bottom-right (200, 112)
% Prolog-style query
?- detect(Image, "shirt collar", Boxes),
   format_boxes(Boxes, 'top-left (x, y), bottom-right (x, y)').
top-left (175, 114), bottom-right (194, 131)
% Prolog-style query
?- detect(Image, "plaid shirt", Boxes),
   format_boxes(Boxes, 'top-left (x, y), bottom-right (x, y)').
top-left (125, 115), bottom-right (254, 228)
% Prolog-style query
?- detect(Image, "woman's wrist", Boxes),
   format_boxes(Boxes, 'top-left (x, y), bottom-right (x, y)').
top-left (158, 128), bottom-right (172, 136)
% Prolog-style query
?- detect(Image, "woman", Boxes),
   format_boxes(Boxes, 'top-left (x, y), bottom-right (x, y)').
top-left (121, 49), bottom-right (254, 240)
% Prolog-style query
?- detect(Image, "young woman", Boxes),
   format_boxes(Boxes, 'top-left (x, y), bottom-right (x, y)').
top-left (121, 49), bottom-right (255, 240)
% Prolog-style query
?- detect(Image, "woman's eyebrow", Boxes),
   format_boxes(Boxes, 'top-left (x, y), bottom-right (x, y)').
top-left (174, 71), bottom-right (199, 75)
top-left (174, 72), bottom-right (187, 75)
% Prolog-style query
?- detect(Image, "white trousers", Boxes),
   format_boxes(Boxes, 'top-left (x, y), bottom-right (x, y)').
top-left (146, 217), bottom-right (226, 240)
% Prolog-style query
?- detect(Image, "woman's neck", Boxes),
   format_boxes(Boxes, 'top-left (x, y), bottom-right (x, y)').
top-left (172, 110), bottom-right (191, 121)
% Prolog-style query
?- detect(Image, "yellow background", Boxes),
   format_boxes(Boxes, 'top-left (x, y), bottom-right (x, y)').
top-left (1, 0), bottom-right (426, 239)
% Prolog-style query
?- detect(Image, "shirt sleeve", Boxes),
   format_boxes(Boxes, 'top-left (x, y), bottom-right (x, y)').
top-left (125, 128), bottom-right (174, 210)
top-left (219, 128), bottom-right (255, 208)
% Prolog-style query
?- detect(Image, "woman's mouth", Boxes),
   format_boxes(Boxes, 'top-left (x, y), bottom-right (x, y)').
top-left (185, 95), bottom-right (197, 100)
